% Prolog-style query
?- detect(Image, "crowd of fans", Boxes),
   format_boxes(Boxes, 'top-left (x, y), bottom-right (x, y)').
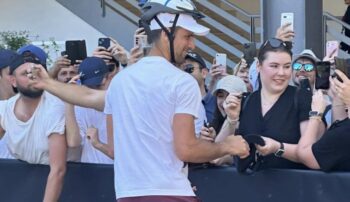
top-left (1, 0), bottom-right (350, 201)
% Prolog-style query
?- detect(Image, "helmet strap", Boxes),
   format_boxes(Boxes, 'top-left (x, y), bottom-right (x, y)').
top-left (154, 14), bottom-right (179, 64)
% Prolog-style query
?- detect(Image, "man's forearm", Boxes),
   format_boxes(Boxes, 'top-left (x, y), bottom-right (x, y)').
top-left (44, 79), bottom-right (105, 111)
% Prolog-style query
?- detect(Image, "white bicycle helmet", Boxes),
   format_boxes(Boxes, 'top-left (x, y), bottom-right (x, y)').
top-left (140, 0), bottom-right (207, 64)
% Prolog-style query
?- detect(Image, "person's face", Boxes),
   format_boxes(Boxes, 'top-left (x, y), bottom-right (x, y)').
top-left (216, 90), bottom-right (229, 115)
top-left (10, 63), bottom-right (43, 98)
top-left (173, 28), bottom-right (196, 65)
top-left (57, 65), bottom-right (78, 83)
top-left (292, 58), bottom-right (316, 87)
top-left (236, 67), bottom-right (251, 91)
top-left (0, 67), bottom-right (15, 98)
top-left (182, 60), bottom-right (207, 85)
top-left (257, 51), bottom-right (292, 94)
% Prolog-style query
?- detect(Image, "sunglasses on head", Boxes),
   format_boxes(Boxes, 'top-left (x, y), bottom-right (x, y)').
top-left (184, 64), bottom-right (194, 74)
top-left (262, 38), bottom-right (292, 50)
top-left (292, 62), bottom-right (315, 72)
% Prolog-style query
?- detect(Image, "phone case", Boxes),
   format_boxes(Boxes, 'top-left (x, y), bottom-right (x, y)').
top-left (326, 41), bottom-right (339, 57)
top-left (315, 62), bottom-right (331, 90)
top-left (65, 40), bottom-right (87, 65)
top-left (134, 35), bottom-right (149, 49)
top-left (243, 43), bottom-right (257, 66)
top-left (98, 38), bottom-right (110, 49)
top-left (281, 13), bottom-right (294, 31)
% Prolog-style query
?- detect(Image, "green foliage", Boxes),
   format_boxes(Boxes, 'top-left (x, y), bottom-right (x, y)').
top-left (0, 31), bottom-right (31, 51)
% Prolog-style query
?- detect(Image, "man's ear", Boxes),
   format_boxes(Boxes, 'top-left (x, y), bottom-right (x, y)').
top-left (9, 74), bottom-right (17, 88)
top-left (201, 68), bottom-right (208, 79)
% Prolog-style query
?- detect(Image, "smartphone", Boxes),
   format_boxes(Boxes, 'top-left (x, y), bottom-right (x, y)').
top-left (215, 53), bottom-right (227, 74)
top-left (242, 43), bottom-right (257, 67)
top-left (334, 57), bottom-right (350, 82)
top-left (138, 19), bottom-right (144, 28)
top-left (65, 40), bottom-right (87, 65)
top-left (281, 12), bottom-right (294, 31)
top-left (326, 41), bottom-right (339, 57)
top-left (134, 35), bottom-right (149, 48)
top-left (98, 37), bottom-right (111, 49)
top-left (315, 61), bottom-right (331, 90)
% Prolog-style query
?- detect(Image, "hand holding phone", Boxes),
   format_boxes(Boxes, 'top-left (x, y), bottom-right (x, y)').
top-left (281, 13), bottom-right (294, 31)
top-left (242, 43), bottom-right (257, 67)
top-left (334, 57), bottom-right (350, 82)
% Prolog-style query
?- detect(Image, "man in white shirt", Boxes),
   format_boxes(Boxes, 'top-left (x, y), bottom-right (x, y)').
top-left (0, 52), bottom-right (66, 202)
top-left (104, 1), bottom-right (249, 201)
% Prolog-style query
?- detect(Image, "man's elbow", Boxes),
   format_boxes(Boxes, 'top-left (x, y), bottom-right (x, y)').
top-left (297, 147), bottom-right (320, 170)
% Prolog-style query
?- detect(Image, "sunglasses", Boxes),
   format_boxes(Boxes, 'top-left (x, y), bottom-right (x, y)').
top-left (292, 62), bottom-right (315, 72)
top-left (184, 64), bottom-right (194, 74)
top-left (262, 38), bottom-right (292, 50)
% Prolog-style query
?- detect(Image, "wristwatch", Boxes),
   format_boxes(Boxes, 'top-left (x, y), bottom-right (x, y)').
top-left (274, 142), bottom-right (285, 157)
top-left (309, 111), bottom-right (323, 117)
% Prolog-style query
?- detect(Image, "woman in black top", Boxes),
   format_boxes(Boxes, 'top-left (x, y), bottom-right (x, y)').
top-left (216, 38), bottom-right (325, 169)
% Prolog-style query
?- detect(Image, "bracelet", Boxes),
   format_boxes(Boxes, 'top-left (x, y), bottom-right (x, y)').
top-left (227, 116), bottom-right (239, 125)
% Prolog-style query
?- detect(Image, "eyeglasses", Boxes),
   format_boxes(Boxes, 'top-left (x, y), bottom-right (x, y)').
top-left (292, 62), bottom-right (315, 72)
top-left (184, 64), bottom-right (194, 74)
top-left (262, 38), bottom-right (292, 50)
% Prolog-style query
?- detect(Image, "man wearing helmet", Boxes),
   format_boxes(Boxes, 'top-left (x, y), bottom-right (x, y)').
top-left (104, 1), bottom-right (248, 201)
top-left (26, 0), bottom-right (249, 201)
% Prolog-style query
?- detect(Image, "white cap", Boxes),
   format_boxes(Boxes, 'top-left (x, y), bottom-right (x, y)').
top-left (150, 13), bottom-right (210, 36)
top-left (213, 75), bottom-right (247, 95)
top-left (293, 49), bottom-right (320, 64)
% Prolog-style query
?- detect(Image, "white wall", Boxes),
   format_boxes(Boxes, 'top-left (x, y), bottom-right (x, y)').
top-left (0, 0), bottom-right (105, 62)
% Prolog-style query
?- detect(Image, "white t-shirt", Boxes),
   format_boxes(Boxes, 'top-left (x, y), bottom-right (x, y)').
top-left (105, 56), bottom-right (201, 199)
top-left (75, 106), bottom-right (113, 164)
top-left (0, 92), bottom-right (65, 165)
top-left (0, 134), bottom-right (14, 159)
top-left (194, 103), bottom-right (207, 137)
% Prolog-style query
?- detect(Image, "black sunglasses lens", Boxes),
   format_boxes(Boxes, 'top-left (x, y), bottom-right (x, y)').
top-left (269, 38), bottom-right (282, 48)
top-left (184, 64), bottom-right (194, 73)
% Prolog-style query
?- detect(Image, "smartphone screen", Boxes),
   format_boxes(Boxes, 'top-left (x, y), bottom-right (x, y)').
top-left (242, 43), bottom-right (256, 67)
top-left (315, 61), bottom-right (331, 90)
top-left (98, 38), bottom-right (111, 49)
top-left (326, 41), bottom-right (339, 57)
top-left (281, 12), bottom-right (294, 31)
top-left (65, 40), bottom-right (87, 65)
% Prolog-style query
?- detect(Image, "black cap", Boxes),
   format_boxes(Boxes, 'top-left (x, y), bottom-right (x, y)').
top-left (185, 51), bottom-right (207, 69)
top-left (9, 52), bottom-right (41, 75)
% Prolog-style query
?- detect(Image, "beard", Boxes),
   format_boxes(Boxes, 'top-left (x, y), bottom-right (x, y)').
top-left (16, 84), bottom-right (43, 98)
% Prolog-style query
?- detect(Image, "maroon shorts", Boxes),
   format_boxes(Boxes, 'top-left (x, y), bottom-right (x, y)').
top-left (117, 196), bottom-right (201, 202)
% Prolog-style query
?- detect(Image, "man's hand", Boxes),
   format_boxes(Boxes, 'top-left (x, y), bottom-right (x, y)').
top-left (109, 38), bottom-right (128, 65)
top-left (275, 23), bottom-right (295, 42)
top-left (128, 46), bottom-right (144, 66)
top-left (222, 135), bottom-right (249, 158)
top-left (199, 126), bottom-right (216, 142)
top-left (49, 56), bottom-right (71, 79)
top-left (93, 47), bottom-right (113, 62)
top-left (26, 63), bottom-right (51, 90)
top-left (86, 127), bottom-right (101, 148)
top-left (223, 93), bottom-right (242, 121)
top-left (311, 90), bottom-right (327, 113)
top-left (333, 70), bottom-right (350, 107)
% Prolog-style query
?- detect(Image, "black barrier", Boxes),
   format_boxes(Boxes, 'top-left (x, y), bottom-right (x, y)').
top-left (1, 159), bottom-right (350, 202)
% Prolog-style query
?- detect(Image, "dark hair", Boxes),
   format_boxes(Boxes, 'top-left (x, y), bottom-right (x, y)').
top-left (258, 38), bottom-right (293, 63)
top-left (148, 29), bottom-right (162, 44)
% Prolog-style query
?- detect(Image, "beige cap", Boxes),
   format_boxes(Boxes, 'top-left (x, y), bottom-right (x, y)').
top-left (213, 75), bottom-right (247, 95)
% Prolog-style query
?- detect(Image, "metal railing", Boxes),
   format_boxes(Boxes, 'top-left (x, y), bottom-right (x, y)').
top-left (323, 11), bottom-right (350, 57)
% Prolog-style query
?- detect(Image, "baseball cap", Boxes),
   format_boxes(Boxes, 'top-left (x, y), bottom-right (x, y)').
top-left (17, 44), bottom-right (47, 66)
top-left (79, 57), bottom-right (109, 87)
top-left (293, 49), bottom-right (320, 65)
top-left (185, 51), bottom-right (207, 69)
top-left (9, 52), bottom-right (42, 75)
top-left (213, 75), bottom-right (247, 95)
top-left (0, 49), bottom-right (17, 69)
top-left (149, 13), bottom-right (209, 36)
